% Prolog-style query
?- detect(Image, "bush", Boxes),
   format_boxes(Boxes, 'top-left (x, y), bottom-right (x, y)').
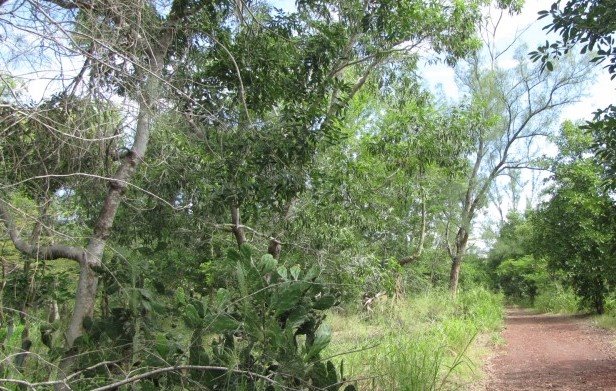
top-left (177, 245), bottom-right (355, 391)
top-left (534, 283), bottom-right (578, 313)
top-left (495, 255), bottom-right (547, 305)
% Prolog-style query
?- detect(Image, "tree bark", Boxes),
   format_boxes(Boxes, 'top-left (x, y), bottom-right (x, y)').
top-left (0, 200), bottom-right (85, 263)
top-left (230, 204), bottom-right (246, 248)
top-left (449, 227), bottom-right (469, 296)
top-left (266, 197), bottom-right (297, 260)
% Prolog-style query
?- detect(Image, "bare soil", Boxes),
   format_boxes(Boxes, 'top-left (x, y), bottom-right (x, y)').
top-left (485, 308), bottom-right (616, 390)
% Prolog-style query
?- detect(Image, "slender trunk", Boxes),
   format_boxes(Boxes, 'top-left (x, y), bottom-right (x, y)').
top-left (18, 200), bottom-right (49, 370)
top-left (62, 45), bottom-right (166, 358)
top-left (449, 254), bottom-right (462, 296)
top-left (49, 299), bottom-right (60, 323)
top-left (595, 294), bottom-right (605, 315)
top-left (230, 204), bottom-right (246, 248)
top-left (267, 197), bottom-right (296, 260)
top-left (449, 227), bottom-right (469, 296)
top-left (64, 257), bottom-right (100, 346)
top-left (56, 58), bottom-right (163, 387)
top-left (399, 188), bottom-right (427, 266)
top-left (0, 254), bottom-right (6, 322)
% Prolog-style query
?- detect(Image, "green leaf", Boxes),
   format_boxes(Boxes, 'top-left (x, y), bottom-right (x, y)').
top-left (270, 282), bottom-right (304, 315)
top-left (290, 264), bottom-right (301, 280)
top-left (286, 307), bottom-right (309, 329)
top-left (307, 324), bottom-right (331, 359)
top-left (183, 304), bottom-right (201, 328)
top-left (155, 334), bottom-right (170, 358)
top-left (239, 244), bottom-right (252, 261)
top-left (313, 294), bottom-right (337, 310)
top-left (325, 360), bottom-right (338, 387)
top-left (303, 265), bottom-right (320, 281)
top-left (204, 314), bottom-right (240, 333)
top-left (277, 266), bottom-right (288, 280)
top-left (215, 288), bottom-right (231, 308)
top-left (260, 254), bottom-right (278, 273)
top-left (237, 262), bottom-right (248, 297)
top-left (175, 288), bottom-right (186, 305)
top-left (139, 288), bottom-right (153, 301)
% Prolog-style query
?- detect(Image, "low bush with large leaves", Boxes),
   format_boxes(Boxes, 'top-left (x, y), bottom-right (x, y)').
top-left (178, 245), bottom-right (353, 390)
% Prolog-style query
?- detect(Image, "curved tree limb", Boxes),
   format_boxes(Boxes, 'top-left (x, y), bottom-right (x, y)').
top-left (0, 198), bottom-right (84, 263)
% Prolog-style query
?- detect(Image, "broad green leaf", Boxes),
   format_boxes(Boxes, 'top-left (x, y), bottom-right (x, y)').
top-left (290, 264), bottom-right (301, 280)
top-left (307, 324), bottom-right (331, 359)
top-left (204, 314), bottom-right (240, 333)
top-left (270, 282), bottom-right (304, 315)
top-left (313, 295), bottom-right (337, 310)
top-left (277, 266), bottom-right (288, 280)
top-left (183, 304), bottom-right (201, 328)
top-left (260, 254), bottom-right (278, 273)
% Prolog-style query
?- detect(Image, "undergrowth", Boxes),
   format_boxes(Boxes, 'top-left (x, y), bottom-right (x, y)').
top-left (533, 283), bottom-right (578, 314)
top-left (326, 287), bottom-right (504, 390)
top-left (591, 295), bottom-right (616, 330)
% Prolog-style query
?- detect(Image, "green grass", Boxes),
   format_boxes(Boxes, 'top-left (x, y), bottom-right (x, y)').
top-left (591, 295), bottom-right (616, 330)
top-left (325, 287), bottom-right (504, 390)
top-left (592, 313), bottom-right (616, 330)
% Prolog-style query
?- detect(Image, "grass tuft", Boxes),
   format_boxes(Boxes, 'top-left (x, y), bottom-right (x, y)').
top-left (327, 287), bottom-right (504, 390)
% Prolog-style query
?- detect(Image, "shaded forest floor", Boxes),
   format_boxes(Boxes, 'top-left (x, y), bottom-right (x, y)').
top-left (484, 308), bottom-right (616, 390)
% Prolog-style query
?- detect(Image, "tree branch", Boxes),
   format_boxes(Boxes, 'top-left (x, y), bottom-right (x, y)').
top-left (90, 365), bottom-right (291, 391)
top-left (0, 199), bottom-right (84, 263)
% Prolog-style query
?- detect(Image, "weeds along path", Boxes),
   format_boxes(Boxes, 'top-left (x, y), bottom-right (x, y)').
top-left (486, 308), bottom-right (616, 390)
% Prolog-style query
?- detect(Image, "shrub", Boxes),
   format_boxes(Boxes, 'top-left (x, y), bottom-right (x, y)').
top-left (177, 245), bottom-right (355, 390)
top-left (534, 282), bottom-right (578, 313)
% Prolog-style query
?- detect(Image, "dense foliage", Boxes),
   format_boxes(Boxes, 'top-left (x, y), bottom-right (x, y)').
top-left (530, 0), bottom-right (616, 190)
top-left (487, 123), bottom-right (616, 314)
top-left (0, 0), bottom-right (612, 389)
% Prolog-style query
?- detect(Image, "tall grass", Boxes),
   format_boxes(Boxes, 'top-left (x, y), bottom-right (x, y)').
top-left (326, 287), bottom-right (504, 390)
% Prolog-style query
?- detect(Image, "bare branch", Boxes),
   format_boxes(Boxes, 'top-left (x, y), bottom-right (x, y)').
top-left (0, 198), bottom-right (84, 263)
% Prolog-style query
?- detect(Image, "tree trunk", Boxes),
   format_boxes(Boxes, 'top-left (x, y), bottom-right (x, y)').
top-left (230, 204), bottom-right (246, 247)
top-left (55, 45), bottom-right (169, 387)
top-left (64, 257), bottom-right (100, 346)
top-left (449, 227), bottom-right (469, 296)
top-left (595, 295), bottom-right (605, 315)
top-left (18, 200), bottom-right (50, 370)
top-left (449, 254), bottom-right (462, 296)
top-left (399, 188), bottom-right (427, 266)
top-left (266, 197), bottom-right (296, 260)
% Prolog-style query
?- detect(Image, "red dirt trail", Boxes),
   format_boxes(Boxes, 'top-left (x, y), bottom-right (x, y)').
top-left (485, 308), bottom-right (616, 390)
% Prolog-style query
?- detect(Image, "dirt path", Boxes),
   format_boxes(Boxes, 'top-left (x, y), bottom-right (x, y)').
top-left (485, 308), bottom-right (616, 390)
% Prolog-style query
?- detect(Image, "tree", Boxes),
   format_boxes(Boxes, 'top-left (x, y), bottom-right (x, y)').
top-left (486, 211), bottom-right (547, 303)
top-left (0, 1), bottom-right (524, 384)
top-left (131, 0), bottom-right (525, 262)
top-left (447, 47), bottom-right (591, 295)
top-left (530, 0), bottom-right (616, 190)
top-left (0, 0), bottom-right (231, 354)
top-left (531, 122), bottom-right (616, 313)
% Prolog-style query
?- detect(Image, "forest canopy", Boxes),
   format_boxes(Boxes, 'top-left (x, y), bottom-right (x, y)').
top-left (0, 0), bottom-right (614, 389)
